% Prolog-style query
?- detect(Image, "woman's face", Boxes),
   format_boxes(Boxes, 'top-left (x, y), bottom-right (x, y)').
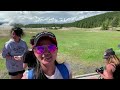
top-left (34, 39), bottom-right (58, 65)
top-left (11, 31), bottom-right (20, 40)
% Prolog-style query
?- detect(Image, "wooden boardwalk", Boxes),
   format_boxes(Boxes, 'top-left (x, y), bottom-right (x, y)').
top-left (73, 73), bottom-right (100, 79)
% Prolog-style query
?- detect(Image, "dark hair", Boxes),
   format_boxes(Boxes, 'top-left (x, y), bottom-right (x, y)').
top-left (33, 60), bottom-right (58, 79)
top-left (30, 36), bottom-right (35, 46)
top-left (10, 27), bottom-right (24, 37)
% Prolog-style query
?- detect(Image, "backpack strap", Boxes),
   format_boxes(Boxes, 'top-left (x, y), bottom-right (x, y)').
top-left (28, 63), bottom-right (69, 79)
top-left (56, 63), bottom-right (69, 79)
top-left (28, 69), bottom-right (34, 79)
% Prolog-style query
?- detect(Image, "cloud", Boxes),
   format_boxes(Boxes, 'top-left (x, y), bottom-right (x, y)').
top-left (0, 11), bottom-right (109, 25)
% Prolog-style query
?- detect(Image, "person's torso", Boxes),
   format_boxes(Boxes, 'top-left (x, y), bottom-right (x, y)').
top-left (8, 39), bottom-right (27, 56)
top-left (26, 62), bottom-right (70, 79)
top-left (24, 51), bottom-right (37, 69)
top-left (44, 66), bottom-right (64, 79)
top-left (5, 39), bottom-right (28, 72)
top-left (27, 59), bottom-right (37, 69)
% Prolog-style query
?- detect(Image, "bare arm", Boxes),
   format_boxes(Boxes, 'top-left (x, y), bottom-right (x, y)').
top-left (99, 64), bottom-right (115, 79)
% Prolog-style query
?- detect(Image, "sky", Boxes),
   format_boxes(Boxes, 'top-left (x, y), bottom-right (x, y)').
top-left (0, 11), bottom-right (110, 25)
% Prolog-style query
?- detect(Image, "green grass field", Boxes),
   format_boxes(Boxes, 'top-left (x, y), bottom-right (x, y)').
top-left (1, 28), bottom-right (120, 78)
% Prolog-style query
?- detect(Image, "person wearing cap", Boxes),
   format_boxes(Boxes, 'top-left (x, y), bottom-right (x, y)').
top-left (97, 48), bottom-right (120, 79)
top-left (2, 27), bottom-right (28, 79)
top-left (22, 31), bottom-right (72, 79)
top-left (23, 36), bottom-right (37, 70)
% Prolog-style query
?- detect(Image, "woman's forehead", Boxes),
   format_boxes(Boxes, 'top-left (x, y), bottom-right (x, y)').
top-left (37, 39), bottom-right (52, 45)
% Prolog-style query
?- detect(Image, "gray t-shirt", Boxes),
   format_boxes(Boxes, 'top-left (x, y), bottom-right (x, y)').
top-left (2, 39), bottom-right (28, 72)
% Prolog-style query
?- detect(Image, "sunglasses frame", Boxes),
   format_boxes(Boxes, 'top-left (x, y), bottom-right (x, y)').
top-left (35, 44), bottom-right (57, 54)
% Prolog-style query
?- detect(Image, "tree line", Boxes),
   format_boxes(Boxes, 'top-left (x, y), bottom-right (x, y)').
top-left (13, 11), bottom-right (120, 30)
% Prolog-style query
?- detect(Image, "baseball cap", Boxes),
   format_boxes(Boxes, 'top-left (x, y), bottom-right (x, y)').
top-left (103, 48), bottom-right (115, 59)
top-left (34, 31), bottom-right (57, 47)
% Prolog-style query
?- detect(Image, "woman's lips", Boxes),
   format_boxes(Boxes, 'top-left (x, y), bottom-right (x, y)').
top-left (44, 56), bottom-right (52, 61)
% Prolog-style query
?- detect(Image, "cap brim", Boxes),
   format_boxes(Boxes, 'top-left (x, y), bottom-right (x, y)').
top-left (103, 56), bottom-right (109, 59)
top-left (34, 35), bottom-right (57, 46)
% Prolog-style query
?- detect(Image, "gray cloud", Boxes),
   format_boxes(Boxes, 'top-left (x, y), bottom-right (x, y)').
top-left (0, 11), bottom-right (109, 25)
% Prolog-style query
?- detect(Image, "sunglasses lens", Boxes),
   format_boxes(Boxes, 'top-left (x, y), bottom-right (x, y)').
top-left (48, 44), bottom-right (57, 53)
top-left (35, 44), bottom-right (57, 54)
top-left (36, 46), bottom-right (44, 54)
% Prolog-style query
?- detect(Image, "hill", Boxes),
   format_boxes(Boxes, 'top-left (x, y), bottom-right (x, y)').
top-left (66, 11), bottom-right (120, 28)
top-left (14, 11), bottom-right (120, 29)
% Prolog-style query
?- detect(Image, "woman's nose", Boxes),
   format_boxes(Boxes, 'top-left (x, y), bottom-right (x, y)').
top-left (42, 47), bottom-right (51, 57)
top-left (44, 46), bottom-right (50, 53)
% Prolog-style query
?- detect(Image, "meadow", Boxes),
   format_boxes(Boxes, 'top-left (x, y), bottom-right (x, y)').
top-left (0, 27), bottom-right (120, 79)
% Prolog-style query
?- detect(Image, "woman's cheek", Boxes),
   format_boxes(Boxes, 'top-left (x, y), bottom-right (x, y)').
top-left (52, 50), bottom-right (57, 59)
top-left (34, 51), bottom-right (42, 61)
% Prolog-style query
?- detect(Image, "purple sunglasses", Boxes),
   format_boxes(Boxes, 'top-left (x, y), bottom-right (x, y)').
top-left (35, 44), bottom-right (57, 54)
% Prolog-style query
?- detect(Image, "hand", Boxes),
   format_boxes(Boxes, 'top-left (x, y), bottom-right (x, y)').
top-left (14, 56), bottom-right (22, 61)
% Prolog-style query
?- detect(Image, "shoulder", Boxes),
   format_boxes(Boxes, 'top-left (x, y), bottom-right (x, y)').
top-left (4, 39), bottom-right (14, 47)
top-left (106, 63), bottom-right (116, 72)
top-left (20, 39), bottom-right (27, 44)
top-left (21, 39), bottom-right (26, 42)
top-left (62, 62), bottom-right (72, 79)
top-left (63, 62), bottom-right (70, 69)
top-left (56, 62), bottom-right (70, 71)
top-left (62, 62), bottom-right (72, 74)
top-left (20, 40), bottom-right (28, 48)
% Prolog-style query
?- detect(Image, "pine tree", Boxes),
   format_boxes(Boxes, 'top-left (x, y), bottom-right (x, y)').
top-left (101, 19), bottom-right (109, 30)
top-left (111, 17), bottom-right (119, 30)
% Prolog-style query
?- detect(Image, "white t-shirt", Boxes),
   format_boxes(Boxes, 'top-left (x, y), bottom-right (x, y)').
top-left (45, 62), bottom-right (71, 79)
top-left (22, 62), bottom-right (71, 79)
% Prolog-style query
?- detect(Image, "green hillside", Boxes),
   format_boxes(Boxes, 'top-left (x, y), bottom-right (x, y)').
top-left (14, 11), bottom-right (120, 29)
top-left (65, 11), bottom-right (120, 28)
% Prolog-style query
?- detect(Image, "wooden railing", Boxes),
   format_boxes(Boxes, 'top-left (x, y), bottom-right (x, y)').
top-left (73, 73), bottom-right (100, 79)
